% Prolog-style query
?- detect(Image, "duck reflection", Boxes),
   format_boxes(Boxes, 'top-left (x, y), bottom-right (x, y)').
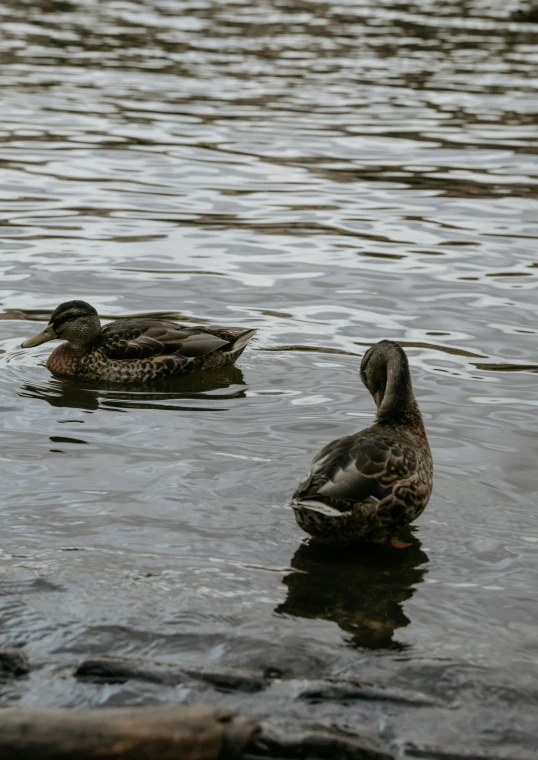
top-left (18, 366), bottom-right (247, 412)
top-left (276, 532), bottom-right (428, 650)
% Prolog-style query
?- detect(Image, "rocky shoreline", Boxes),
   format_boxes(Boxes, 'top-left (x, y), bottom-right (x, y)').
top-left (2, 648), bottom-right (537, 759)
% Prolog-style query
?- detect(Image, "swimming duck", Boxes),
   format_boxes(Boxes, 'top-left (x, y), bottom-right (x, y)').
top-left (21, 300), bottom-right (256, 383)
top-left (291, 340), bottom-right (433, 544)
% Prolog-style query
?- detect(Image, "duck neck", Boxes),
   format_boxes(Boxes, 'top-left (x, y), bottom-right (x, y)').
top-left (68, 335), bottom-right (95, 354)
top-left (376, 355), bottom-right (423, 429)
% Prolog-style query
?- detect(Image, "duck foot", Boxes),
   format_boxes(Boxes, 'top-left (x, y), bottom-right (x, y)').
top-left (373, 536), bottom-right (412, 549)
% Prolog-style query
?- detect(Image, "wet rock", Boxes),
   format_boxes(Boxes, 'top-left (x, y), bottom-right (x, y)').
top-left (405, 744), bottom-right (534, 760)
top-left (218, 635), bottom-right (330, 681)
top-left (0, 649), bottom-right (30, 678)
top-left (249, 718), bottom-right (393, 760)
top-left (394, 661), bottom-right (538, 707)
top-left (183, 666), bottom-right (267, 693)
top-left (75, 655), bottom-right (267, 693)
top-left (64, 629), bottom-right (330, 681)
top-left (297, 680), bottom-right (445, 707)
top-left (510, 5), bottom-right (538, 21)
top-left (75, 656), bottom-right (184, 686)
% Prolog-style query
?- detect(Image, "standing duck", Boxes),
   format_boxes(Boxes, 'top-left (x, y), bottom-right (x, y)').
top-left (21, 300), bottom-right (256, 383)
top-left (291, 340), bottom-right (433, 544)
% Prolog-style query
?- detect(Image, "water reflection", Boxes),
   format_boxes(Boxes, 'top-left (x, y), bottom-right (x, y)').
top-left (277, 533), bottom-right (429, 650)
top-left (18, 367), bottom-right (247, 412)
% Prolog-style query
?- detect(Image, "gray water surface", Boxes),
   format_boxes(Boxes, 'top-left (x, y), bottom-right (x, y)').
top-left (0, 0), bottom-right (537, 755)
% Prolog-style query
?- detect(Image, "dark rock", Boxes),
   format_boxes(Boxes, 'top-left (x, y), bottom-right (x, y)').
top-left (510, 5), bottom-right (538, 21)
top-left (0, 649), bottom-right (30, 678)
top-left (297, 680), bottom-right (444, 707)
top-left (183, 666), bottom-right (266, 693)
top-left (406, 745), bottom-right (532, 760)
top-left (75, 655), bottom-right (267, 693)
top-left (248, 718), bottom-right (394, 760)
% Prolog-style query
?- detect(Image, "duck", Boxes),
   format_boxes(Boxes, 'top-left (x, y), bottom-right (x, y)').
top-left (21, 300), bottom-right (256, 383)
top-left (291, 340), bottom-right (433, 545)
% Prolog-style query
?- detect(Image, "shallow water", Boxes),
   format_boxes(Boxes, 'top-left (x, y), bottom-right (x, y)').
top-left (0, 0), bottom-right (537, 755)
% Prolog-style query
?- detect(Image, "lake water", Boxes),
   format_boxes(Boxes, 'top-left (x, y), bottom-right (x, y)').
top-left (0, 1), bottom-right (537, 756)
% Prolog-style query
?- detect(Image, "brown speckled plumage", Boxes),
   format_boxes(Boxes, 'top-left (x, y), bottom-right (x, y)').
top-left (291, 340), bottom-right (433, 544)
top-left (22, 300), bottom-right (256, 383)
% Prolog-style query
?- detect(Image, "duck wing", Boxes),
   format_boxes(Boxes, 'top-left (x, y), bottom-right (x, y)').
top-left (98, 319), bottom-right (233, 360)
top-left (294, 428), bottom-right (416, 509)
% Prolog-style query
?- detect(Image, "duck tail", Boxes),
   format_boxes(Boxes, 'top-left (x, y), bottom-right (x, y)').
top-left (291, 498), bottom-right (348, 517)
top-left (224, 328), bottom-right (257, 356)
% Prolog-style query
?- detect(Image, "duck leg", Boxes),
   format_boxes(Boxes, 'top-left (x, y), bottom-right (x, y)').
top-left (373, 536), bottom-right (412, 549)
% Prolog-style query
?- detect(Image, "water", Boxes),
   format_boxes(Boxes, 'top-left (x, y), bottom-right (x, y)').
top-left (0, 0), bottom-right (537, 755)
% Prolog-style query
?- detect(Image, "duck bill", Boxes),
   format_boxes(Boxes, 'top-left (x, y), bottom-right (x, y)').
top-left (373, 390), bottom-right (384, 408)
top-left (21, 324), bottom-right (56, 348)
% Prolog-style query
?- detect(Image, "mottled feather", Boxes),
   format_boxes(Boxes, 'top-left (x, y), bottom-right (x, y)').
top-left (99, 320), bottom-right (234, 360)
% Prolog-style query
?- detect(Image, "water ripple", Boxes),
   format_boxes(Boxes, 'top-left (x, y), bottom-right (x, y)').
top-left (0, 1), bottom-right (537, 746)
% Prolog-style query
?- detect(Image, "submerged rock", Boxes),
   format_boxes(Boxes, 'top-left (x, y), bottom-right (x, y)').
top-left (0, 649), bottom-right (30, 678)
top-left (251, 718), bottom-right (393, 760)
top-left (297, 680), bottom-right (444, 708)
top-left (75, 654), bottom-right (267, 693)
top-left (510, 5), bottom-right (538, 21)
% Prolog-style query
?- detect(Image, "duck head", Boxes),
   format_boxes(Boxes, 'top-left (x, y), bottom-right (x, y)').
top-left (360, 340), bottom-right (414, 415)
top-left (21, 300), bottom-right (101, 350)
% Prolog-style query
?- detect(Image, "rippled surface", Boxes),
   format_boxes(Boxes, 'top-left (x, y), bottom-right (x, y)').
top-left (1, 0), bottom-right (537, 753)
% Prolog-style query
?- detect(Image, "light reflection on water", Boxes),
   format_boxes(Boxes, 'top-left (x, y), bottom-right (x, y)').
top-left (0, 0), bottom-right (537, 751)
